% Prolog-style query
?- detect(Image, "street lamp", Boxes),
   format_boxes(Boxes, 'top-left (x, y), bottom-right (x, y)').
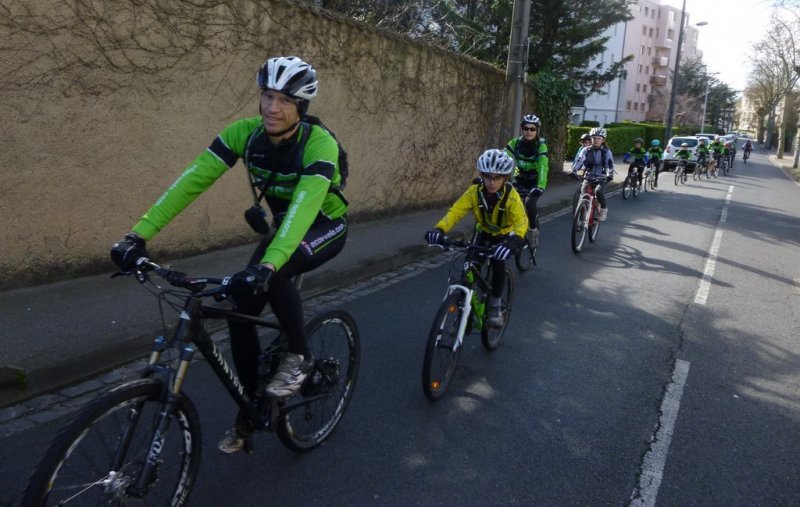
top-left (664, 2), bottom-right (707, 141)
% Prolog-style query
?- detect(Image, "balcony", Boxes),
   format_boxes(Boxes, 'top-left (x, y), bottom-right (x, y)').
top-left (650, 75), bottom-right (667, 86)
top-left (652, 56), bottom-right (669, 67)
top-left (655, 37), bottom-right (673, 49)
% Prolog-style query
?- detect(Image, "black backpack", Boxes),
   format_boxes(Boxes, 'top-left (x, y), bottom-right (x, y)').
top-left (300, 115), bottom-right (349, 190)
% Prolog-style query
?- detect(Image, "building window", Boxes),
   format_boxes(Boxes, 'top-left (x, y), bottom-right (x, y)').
top-left (636, 83), bottom-right (641, 92)
top-left (643, 84), bottom-right (647, 93)
top-left (653, 67), bottom-right (657, 75)
top-left (668, 29), bottom-right (675, 40)
top-left (641, 45), bottom-right (645, 55)
top-left (649, 27), bottom-right (654, 37)
top-left (647, 47), bottom-right (652, 56)
top-left (634, 103), bottom-right (639, 111)
top-left (641, 102), bottom-right (646, 112)
top-left (646, 65), bottom-right (650, 74)
top-left (656, 28), bottom-right (660, 38)
top-left (626, 101), bottom-right (632, 111)
top-left (638, 64), bottom-right (643, 73)
top-left (643, 26), bottom-right (647, 35)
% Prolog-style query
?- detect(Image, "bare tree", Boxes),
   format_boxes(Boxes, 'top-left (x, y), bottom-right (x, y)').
top-left (749, 11), bottom-right (800, 158)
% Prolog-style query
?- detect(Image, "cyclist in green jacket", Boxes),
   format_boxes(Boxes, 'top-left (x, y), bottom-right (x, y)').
top-left (695, 138), bottom-right (710, 176)
top-left (647, 139), bottom-right (664, 188)
top-left (709, 136), bottom-right (725, 168)
top-left (623, 137), bottom-right (647, 186)
top-left (111, 56), bottom-right (348, 454)
top-left (505, 114), bottom-right (548, 247)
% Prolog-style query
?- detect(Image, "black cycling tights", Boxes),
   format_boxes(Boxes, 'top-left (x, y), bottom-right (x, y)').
top-left (525, 192), bottom-right (541, 229)
top-left (229, 217), bottom-right (347, 396)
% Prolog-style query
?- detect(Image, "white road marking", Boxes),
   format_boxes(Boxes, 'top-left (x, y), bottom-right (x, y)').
top-left (694, 186), bottom-right (734, 305)
top-left (629, 359), bottom-right (691, 507)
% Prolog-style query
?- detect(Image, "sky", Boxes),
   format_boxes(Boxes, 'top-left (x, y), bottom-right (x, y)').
top-left (660, 0), bottom-right (781, 92)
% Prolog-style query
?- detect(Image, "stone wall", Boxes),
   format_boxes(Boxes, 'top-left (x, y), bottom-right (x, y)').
top-left (0, 0), bottom-right (539, 288)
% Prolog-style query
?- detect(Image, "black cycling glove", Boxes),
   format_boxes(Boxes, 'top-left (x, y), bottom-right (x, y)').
top-left (228, 264), bottom-right (273, 299)
top-left (425, 228), bottom-right (445, 245)
top-left (110, 233), bottom-right (148, 271)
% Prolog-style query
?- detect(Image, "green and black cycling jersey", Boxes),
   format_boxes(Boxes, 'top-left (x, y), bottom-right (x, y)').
top-left (696, 144), bottom-right (710, 158)
top-left (709, 141), bottom-right (724, 154)
top-left (132, 117), bottom-right (347, 270)
top-left (647, 146), bottom-right (663, 161)
top-left (505, 137), bottom-right (549, 189)
top-left (627, 146), bottom-right (647, 161)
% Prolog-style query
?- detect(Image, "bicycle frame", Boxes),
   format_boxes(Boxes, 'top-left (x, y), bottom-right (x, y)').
top-left (576, 177), bottom-right (598, 225)
top-left (440, 250), bottom-right (494, 352)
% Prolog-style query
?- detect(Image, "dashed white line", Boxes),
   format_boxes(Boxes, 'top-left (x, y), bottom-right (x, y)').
top-left (630, 359), bottom-right (691, 507)
top-left (694, 185), bottom-right (734, 305)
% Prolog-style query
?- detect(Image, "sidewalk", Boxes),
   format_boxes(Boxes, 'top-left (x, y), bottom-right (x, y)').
top-left (0, 168), bottom-right (585, 407)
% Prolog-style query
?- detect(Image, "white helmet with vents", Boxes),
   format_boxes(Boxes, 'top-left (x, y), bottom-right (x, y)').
top-left (256, 56), bottom-right (318, 100)
top-left (476, 149), bottom-right (514, 176)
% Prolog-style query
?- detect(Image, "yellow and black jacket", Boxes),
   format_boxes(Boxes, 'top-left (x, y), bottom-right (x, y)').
top-left (435, 182), bottom-right (528, 238)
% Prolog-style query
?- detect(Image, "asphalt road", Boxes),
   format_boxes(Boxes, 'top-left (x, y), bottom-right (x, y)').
top-left (1, 149), bottom-right (798, 506)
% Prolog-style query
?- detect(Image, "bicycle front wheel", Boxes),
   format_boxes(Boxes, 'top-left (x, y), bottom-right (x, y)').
top-left (23, 379), bottom-right (201, 507)
top-left (622, 176), bottom-right (632, 200)
top-left (515, 217), bottom-right (538, 272)
top-left (588, 204), bottom-right (601, 243)
top-left (674, 167), bottom-right (681, 185)
top-left (278, 310), bottom-right (360, 452)
top-left (422, 292), bottom-right (466, 401)
top-left (571, 201), bottom-right (589, 254)
top-left (481, 267), bottom-right (514, 351)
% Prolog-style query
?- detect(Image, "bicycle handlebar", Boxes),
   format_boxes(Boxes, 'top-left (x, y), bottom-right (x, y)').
top-left (115, 257), bottom-right (229, 297)
top-left (427, 237), bottom-right (495, 254)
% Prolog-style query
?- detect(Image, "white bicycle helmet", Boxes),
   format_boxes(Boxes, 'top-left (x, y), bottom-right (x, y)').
top-left (256, 56), bottom-right (318, 100)
top-left (589, 127), bottom-right (607, 138)
top-left (476, 149), bottom-right (514, 176)
top-left (520, 114), bottom-right (541, 129)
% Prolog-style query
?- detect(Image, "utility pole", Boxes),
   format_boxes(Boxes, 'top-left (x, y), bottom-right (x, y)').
top-left (503, 0), bottom-right (531, 143)
top-left (664, 0), bottom-right (686, 142)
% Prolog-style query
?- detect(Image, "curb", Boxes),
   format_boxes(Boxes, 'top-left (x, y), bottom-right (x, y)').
top-left (1, 183), bottom-right (585, 408)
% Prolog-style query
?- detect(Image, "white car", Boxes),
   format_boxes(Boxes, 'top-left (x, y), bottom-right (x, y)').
top-left (663, 136), bottom-right (699, 169)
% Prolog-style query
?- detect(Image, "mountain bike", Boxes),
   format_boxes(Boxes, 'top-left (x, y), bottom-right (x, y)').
top-left (512, 186), bottom-right (538, 272)
top-left (673, 159), bottom-right (689, 185)
top-left (693, 156), bottom-right (708, 180)
top-left (622, 163), bottom-right (643, 200)
top-left (23, 258), bottom-right (360, 506)
top-left (720, 154), bottom-right (730, 176)
top-left (725, 153), bottom-right (734, 174)
top-left (743, 149), bottom-right (751, 164)
top-left (422, 238), bottom-right (514, 401)
top-left (709, 155), bottom-right (720, 178)
top-left (570, 172), bottom-right (604, 254)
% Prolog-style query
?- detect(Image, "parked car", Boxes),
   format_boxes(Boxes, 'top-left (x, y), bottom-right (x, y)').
top-left (694, 133), bottom-right (715, 145)
top-left (663, 136), bottom-right (699, 169)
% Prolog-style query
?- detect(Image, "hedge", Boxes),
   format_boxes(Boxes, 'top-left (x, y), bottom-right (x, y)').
top-left (566, 123), bottom-right (698, 158)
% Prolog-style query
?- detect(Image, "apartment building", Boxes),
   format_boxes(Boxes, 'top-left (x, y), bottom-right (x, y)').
top-left (572, 0), bottom-right (701, 125)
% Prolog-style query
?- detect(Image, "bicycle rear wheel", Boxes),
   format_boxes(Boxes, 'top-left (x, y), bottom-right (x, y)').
top-left (422, 292), bottom-right (465, 401)
top-left (571, 201), bottom-right (589, 254)
top-left (481, 267), bottom-right (514, 351)
top-left (23, 379), bottom-right (201, 507)
top-left (278, 310), bottom-right (360, 452)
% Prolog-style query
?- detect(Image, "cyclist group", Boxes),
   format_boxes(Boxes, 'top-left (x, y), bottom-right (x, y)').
top-left (109, 54), bottom-right (747, 455)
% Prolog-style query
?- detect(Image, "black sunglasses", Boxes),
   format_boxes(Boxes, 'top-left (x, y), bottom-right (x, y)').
top-left (522, 126), bottom-right (538, 132)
